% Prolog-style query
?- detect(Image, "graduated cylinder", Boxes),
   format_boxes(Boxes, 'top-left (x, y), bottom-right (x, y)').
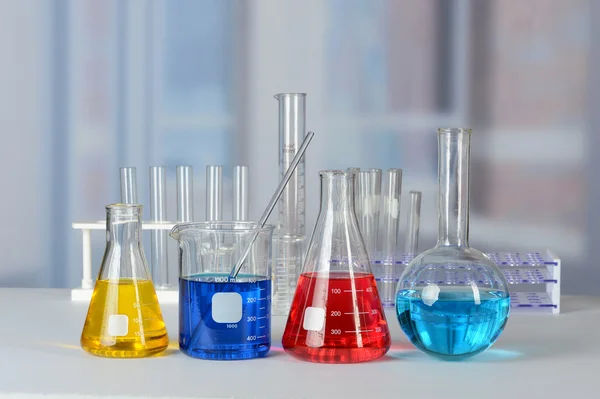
top-left (273, 93), bottom-right (307, 315)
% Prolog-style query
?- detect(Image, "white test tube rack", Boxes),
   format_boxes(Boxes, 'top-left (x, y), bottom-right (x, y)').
top-left (71, 220), bottom-right (179, 303)
top-left (373, 249), bottom-right (561, 314)
top-left (487, 250), bottom-right (561, 314)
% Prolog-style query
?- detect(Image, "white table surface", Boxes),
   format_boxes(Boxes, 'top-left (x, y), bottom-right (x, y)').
top-left (0, 289), bottom-right (597, 399)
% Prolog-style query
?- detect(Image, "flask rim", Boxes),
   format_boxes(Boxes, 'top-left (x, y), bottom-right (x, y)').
top-left (438, 127), bottom-right (472, 135)
top-left (170, 221), bottom-right (275, 237)
top-left (319, 169), bottom-right (353, 177)
top-left (106, 203), bottom-right (142, 210)
top-left (274, 93), bottom-right (307, 99)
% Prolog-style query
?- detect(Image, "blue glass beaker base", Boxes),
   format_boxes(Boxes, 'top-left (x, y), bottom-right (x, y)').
top-left (180, 343), bottom-right (270, 360)
top-left (396, 289), bottom-right (510, 360)
top-left (179, 275), bottom-right (272, 361)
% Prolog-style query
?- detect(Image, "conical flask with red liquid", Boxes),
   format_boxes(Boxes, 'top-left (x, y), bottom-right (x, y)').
top-left (282, 170), bottom-right (391, 363)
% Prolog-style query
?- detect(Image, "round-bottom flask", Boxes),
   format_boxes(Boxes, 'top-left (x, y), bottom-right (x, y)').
top-left (396, 129), bottom-right (510, 360)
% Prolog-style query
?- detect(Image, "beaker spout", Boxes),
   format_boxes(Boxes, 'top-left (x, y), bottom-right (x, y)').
top-left (168, 223), bottom-right (192, 241)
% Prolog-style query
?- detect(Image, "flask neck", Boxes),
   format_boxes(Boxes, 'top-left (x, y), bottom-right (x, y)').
top-left (106, 205), bottom-right (143, 247)
top-left (306, 170), bottom-right (370, 274)
top-left (437, 129), bottom-right (471, 247)
top-left (319, 171), bottom-right (355, 215)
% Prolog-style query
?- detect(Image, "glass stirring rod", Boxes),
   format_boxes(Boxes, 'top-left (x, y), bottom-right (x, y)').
top-left (230, 131), bottom-right (315, 279)
top-left (186, 131), bottom-right (316, 349)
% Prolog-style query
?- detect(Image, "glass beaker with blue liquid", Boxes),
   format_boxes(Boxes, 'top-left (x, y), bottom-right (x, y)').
top-left (170, 221), bottom-right (275, 360)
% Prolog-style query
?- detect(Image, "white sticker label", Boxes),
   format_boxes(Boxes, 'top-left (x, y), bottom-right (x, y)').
top-left (422, 284), bottom-right (440, 306)
top-left (470, 281), bottom-right (481, 305)
top-left (107, 314), bottom-right (129, 336)
top-left (212, 292), bottom-right (243, 323)
top-left (390, 198), bottom-right (400, 218)
top-left (303, 307), bottom-right (325, 331)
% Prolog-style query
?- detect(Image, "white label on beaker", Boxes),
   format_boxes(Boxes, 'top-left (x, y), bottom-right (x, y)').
top-left (212, 292), bottom-right (243, 323)
top-left (107, 314), bottom-right (129, 336)
top-left (302, 307), bottom-right (325, 331)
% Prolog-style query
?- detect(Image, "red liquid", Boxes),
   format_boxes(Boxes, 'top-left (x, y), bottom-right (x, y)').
top-left (282, 271), bottom-right (391, 363)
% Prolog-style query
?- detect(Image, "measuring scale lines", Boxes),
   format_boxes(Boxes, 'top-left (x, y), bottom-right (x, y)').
top-left (179, 274), bottom-right (271, 360)
top-left (282, 271), bottom-right (391, 363)
top-left (80, 279), bottom-right (169, 358)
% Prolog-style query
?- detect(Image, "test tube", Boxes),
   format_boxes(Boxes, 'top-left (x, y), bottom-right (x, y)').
top-left (206, 165), bottom-right (223, 221)
top-left (233, 165), bottom-right (249, 221)
top-left (149, 166), bottom-right (169, 289)
top-left (381, 169), bottom-right (403, 258)
top-left (177, 166), bottom-right (193, 222)
top-left (356, 169), bottom-right (382, 260)
top-left (405, 191), bottom-right (422, 256)
top-left (346, 167), bottom-right (360, 214)
top-left (380, 168), bottom-right (402, 306)
top-left (120, 167), bottom-right (137, 204)
top-left (273, 93), bottom-right (307, 315)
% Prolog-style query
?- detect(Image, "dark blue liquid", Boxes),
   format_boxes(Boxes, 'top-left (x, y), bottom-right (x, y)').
top-left (396, 289), bottom-right (510, 360)
top-left (179, 274), bottom-right (271, 360)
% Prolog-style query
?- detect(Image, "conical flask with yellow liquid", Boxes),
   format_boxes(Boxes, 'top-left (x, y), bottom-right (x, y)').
top-left (80, 204), bottom-right (169, 358)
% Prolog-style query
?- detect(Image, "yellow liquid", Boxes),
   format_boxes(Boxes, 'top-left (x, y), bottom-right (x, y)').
top-left (80, 278), bottom-right (169, 358)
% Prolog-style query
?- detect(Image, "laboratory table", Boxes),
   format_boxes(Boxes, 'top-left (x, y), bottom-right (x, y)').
top-left (0, 289), bottom-right (598, 399)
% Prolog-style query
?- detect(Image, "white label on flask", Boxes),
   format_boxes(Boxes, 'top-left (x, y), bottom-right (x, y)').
top-left (107, 314), bottom-right (129, 336)
top-left (303, 307), bottom-right (325, 331)
top-left (470, 281), bottom-right (481, 305)
top-left (212, 292), bottom-right (243, 323)
top-left (422, 284), bottom-right (440, 306)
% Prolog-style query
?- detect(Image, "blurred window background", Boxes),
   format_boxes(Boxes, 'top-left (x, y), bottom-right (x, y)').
top-left (0, 0), bottom-right (595, 294)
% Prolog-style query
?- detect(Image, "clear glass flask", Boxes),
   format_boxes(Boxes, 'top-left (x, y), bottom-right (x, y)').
top-left (282, 170), bottom-right (391, 363)
top-left (80, 204), bottom-right (169, 358)
top-left (170, 221), bottom-right (275, 360)
top-left (395, 128), bottom-right (510, 360)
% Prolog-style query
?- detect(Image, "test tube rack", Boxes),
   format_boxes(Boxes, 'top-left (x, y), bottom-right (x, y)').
top-left (70, 164), bottom-right (250, 303)
top-left (72, 220), bottom-right (561, 313)
top-left (373, 249), bottom-right (561, 314)
top-left (70, 221), bottom-right (179, 303)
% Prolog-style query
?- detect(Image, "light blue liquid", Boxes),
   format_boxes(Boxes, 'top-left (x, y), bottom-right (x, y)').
top-left (396, 289), bottom-right (510, 360)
